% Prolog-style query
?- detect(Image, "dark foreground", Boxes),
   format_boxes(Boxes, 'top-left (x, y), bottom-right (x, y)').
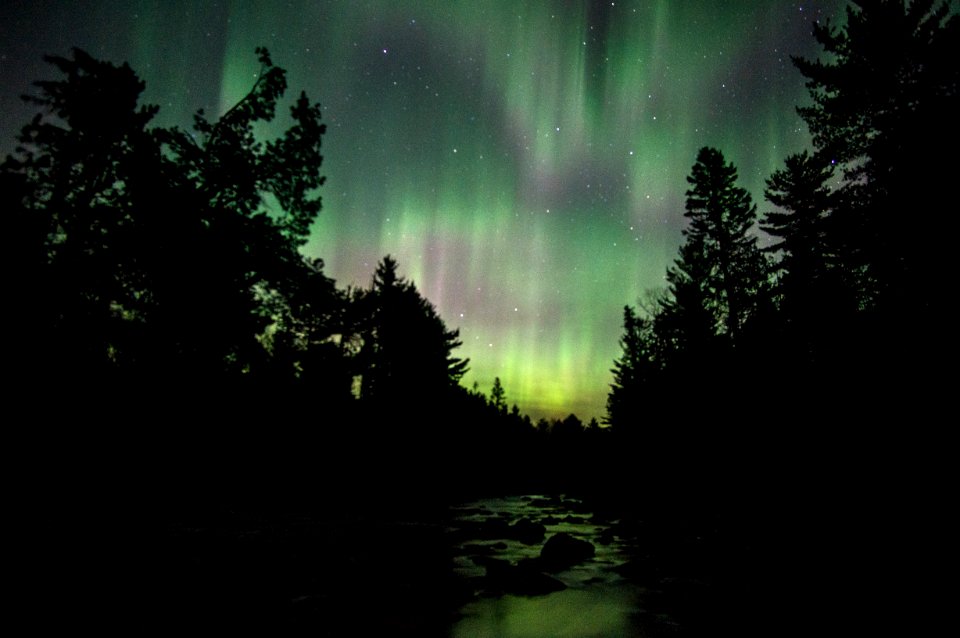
top-left (14, 414), bottom-right (942, 637)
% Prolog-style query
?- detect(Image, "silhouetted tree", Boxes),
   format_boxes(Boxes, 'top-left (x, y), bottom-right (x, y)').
top-left (3, 50), bottom-right (162, 385)
top-left (607, 148), bottom-right (772, 427)
top-left (266, 257), bottom-right (354, 403)
top-left (762, 151), bottom-right (858, 367)
top-left (2, 47), bottom-right (335, 397)
top-left (656, 233), bottom-right (721, 372)
top-left (658, 147), bottom-right (770, 363)
top-left (490, 377), bottom-right (507, 414)
top-left (763, 151), bottom-right (834, 284)
top-left (605, 305), bottom-right (659, 432)
top-left (552, 414), bottom-right (584, 439)
top-left (356, 255), bottom-right (469, 405)
top-left (150, 46), bottom-right (330, 385)
top-left (789, 1), bottom-right (958, 395)
top-left (793, 0), bottom-right (958, 319)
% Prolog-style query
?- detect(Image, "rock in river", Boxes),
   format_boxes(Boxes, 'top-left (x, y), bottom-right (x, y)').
top-left (539, 532), bottom-right (596, 572)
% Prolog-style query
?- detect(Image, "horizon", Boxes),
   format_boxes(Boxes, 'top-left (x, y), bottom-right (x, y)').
top-left (0, 0), bottom-right (847, 422)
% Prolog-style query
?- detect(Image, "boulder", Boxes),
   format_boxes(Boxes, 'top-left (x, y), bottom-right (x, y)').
top-left (539, 532), bottom-right (595, 572)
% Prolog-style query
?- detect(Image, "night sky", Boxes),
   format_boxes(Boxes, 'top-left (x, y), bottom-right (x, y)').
top-left (1, 0), bottom-right (845, 421)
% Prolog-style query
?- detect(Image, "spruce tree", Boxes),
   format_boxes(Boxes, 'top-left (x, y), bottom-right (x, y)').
top-left (357, 256), bottom-right (469, 403)
top-left (605, 305), bottom-right (659, 431)
top-left (608, 148), bottom-right (770, 422)
top-left (762, 151), bottom-right (838, 314)
top-left (762, 151), bottom-right (857, 370)
top-left (490, 377), bottom-right (507, 415)
top-left (660, 147), bottom-right (769, 347)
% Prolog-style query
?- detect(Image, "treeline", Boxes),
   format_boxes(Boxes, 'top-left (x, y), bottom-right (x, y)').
top-left (2, 48), bottom-right (464, 417)
top-left (607, 2), bottom-right (957, 448)
top-left (3, 46), bottom-right (605, 503)
top-left (601, 6), bottom-right (956, 623)
top-left (7, 3), bottom-right (956, 501)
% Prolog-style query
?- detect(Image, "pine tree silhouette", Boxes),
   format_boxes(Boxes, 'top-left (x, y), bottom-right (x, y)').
top-left (659, 147), bottom-right (769, 353)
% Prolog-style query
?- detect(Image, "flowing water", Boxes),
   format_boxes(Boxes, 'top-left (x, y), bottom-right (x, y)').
top-left (446, 494), bottom-right (658, 637)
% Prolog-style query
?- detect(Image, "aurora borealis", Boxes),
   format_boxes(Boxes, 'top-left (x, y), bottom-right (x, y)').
top-left (0, 1), bottom-right (846, 421)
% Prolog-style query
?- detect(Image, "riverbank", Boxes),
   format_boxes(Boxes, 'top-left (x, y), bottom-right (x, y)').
top-left (16, 424), bottom-right (926, 635)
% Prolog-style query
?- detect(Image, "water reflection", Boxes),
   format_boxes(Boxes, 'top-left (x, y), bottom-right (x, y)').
top-left (448, 495), bottom-right (648, 637)
top-left (452, 587), bottom-right (644, 638)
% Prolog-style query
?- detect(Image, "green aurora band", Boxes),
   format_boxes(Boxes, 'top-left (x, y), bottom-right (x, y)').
top-left (0, 0), bottom-right (846, 420)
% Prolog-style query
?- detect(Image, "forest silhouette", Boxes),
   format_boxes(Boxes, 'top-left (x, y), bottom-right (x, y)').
top-left (5, 2), bottom-right (955, 634)
top-left (3, 44), bottom-right (613, 499)
top-left (609, 1), bottom-right (956, 433)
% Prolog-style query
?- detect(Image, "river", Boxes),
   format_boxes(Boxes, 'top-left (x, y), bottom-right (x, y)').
top-left (161, 489), bottom-right (738, 635)
top-left (445, 494), bottom-right (664, 637)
